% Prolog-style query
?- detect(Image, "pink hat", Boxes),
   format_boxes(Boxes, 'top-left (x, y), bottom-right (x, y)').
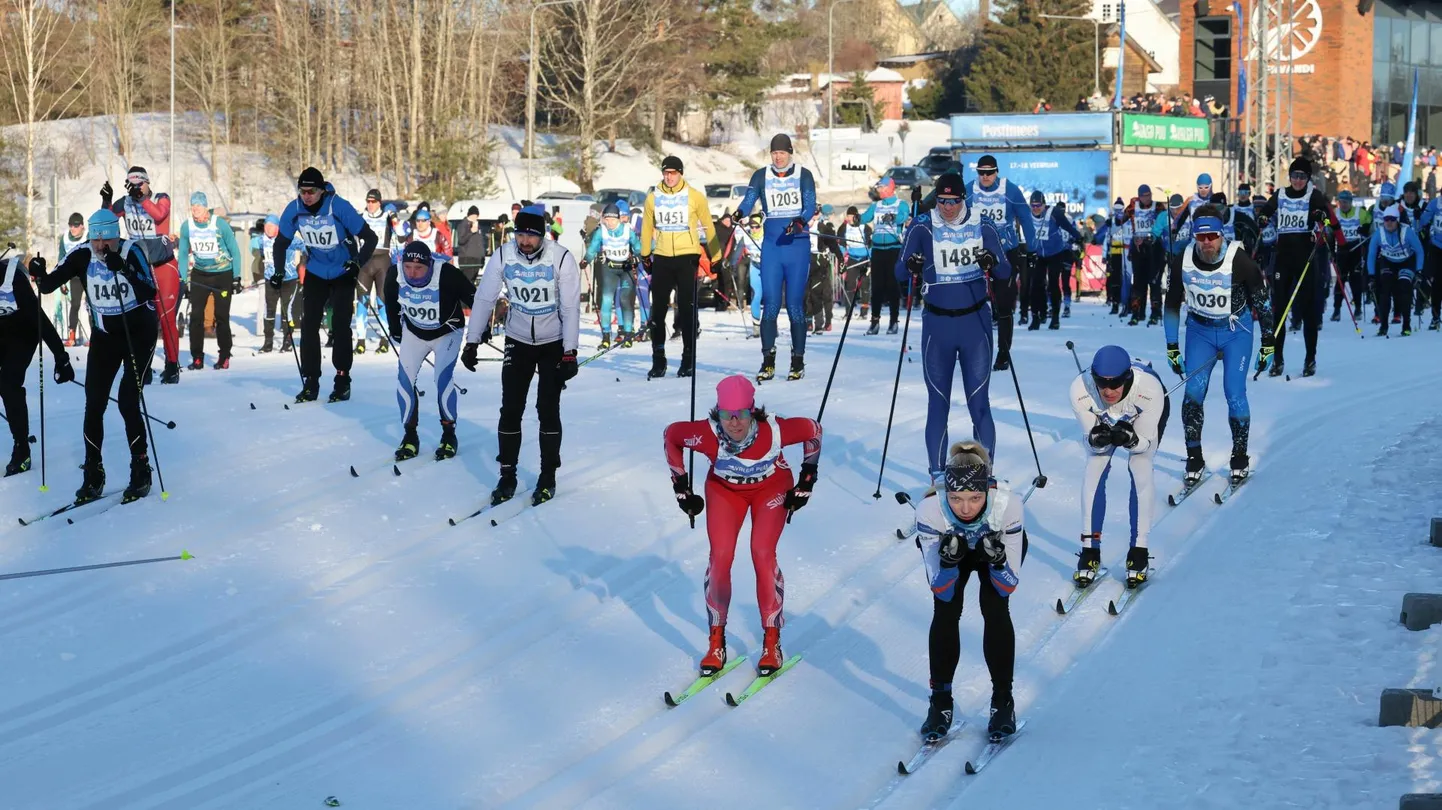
top-left (716, 375), bottom-right (756, 411)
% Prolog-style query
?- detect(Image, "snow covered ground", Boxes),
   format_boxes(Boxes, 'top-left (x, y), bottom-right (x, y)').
top-left (0, 291), bottom-right (1438, 810)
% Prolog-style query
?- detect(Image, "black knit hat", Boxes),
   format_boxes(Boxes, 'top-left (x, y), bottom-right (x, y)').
top-left (1288, 157), bottom-right (1310, 176)
top-left (297, 167), bottom-right (325, 189)
top-left (514, 206), bottom-right (546, 236)
top-left (401, 241), bottom-right (432, 265)
top-left (933, 172), bottom-right (966, 199)
top-left (769, 133), bottom-right (793, 154)
top-left (846, 205), bottom-right (859, 216)
top-left (366, 188), bottom-right (382, 201)
top-left (976, 155), bottom-right (998, 171)
top-left (67, 212), bottom-right (84, 227)
top-left (661, 155), bottom-right (684, 174)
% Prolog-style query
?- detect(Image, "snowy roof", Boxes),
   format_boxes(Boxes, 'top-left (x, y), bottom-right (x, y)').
top-left (865, 67), bottom-right (905, 83)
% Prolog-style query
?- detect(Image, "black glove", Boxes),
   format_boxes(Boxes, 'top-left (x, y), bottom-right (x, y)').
top-left (977, 530), bottom-right (1007, 566)
top-left (977, 248), bottom-right (997, 274)
top-left (390, 329), bottom-right (402, 346)
top-left (178, 280), bottom-right (189, 299)
top-left (938, 532), bottom-right (966, 568)
top-left (1166, 343), bottom-right (1184, 376)
top-left (126, 182), bottom-right (143, 201)
top-left (786, 217), bottom-right (808, 236)
top-left (479, 326), bottom-right (493, 345)
top-left (267, 272), bottom-right (283, 290)
top-left (672, 474), bottom-right (705, 516)
top-left (558, 350), bottom-right (578, 383)
top-left (461, 342), bottom-right (479, 372)
top-left (784, 462), bottom-right (818, 512)
top-left (1110, 420), bottom-right (1139, 449)
top-left (342, 260), bottom-right (361, 280)
top-left (642, 255), bottom-right (653, 271)
top-left (1088, 422), bottom-right (1113, 449)
top-left (906, 252), bottom-right (925, 282)
top-left (579, 259), bottom-right (588, 270)
top-left (232, 276), bottom-right (243, 294)
top-left (100, 181), bottom-right (113, 208)
top-left (27, 256), bottom-right (45, 281)
top-left (52, 358), bottom-right (74, 385)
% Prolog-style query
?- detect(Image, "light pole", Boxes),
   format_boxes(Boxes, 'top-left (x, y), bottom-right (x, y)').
top-left (169, 0), bottom-right (175, 194)
top-left (527, 0), bottom-right (582, 201)
top-left (827, 0), bottom-right (856, 183)
top-left (1039, 13), bottom-right (1103, 99)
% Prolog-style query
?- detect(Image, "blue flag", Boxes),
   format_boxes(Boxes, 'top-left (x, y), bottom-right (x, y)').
top-left (1233, 3), bottom-right (1247, 114)
top-left (1112, 0), bottom-right (1126, 109)
top-left (1397, 69), bottom-right (1418, 189)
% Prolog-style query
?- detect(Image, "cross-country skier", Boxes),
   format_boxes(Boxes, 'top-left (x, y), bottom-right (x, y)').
top-left (1367, 205), bottom-right (1423, 337)
top-left (640, 155), bottom-right (710, 379)
top-left (57, 213), bottom-right (88, 346)
top-left (461, 204), bottom-right (580, 506)
top-left (1163, 206), bottom-right (1275, 489)
top-left (175, 192), bottom-right (241, 370)
top-left (31, 209), bottom-right (160, 503)
top-left (1228, 183), bottom-right (1260, 255)
top-left (0, 253), bottom-right (73, 475)
top-left (1331, 190), bottom-right (1370, 323)
top-left (583, 203), bottom-right (641, 349)
top-left (384, 241), bottom-right (475, 462)
top-left (966, 155), bottom-right (1035, 371)
top-left (1257, 157), bottom-right (1342, 377)
top-left (407, 208), bottom-right (452, 261)
top-left (736, 134), bottom-right (818, 381)
top-left (1027, 191), bottom-right (1083, 331)
top-left (913, 440), bottom-right (1025, 742)
top-left (897, 172), bottom-right (1011, 471)
top-left (271, 167), bottom-right (379, 403)
top-left (1068, 345), bottom-right (1168, 588)
top-left (860, 177), bottom-right (909, 334)
top-left (261, 217), bottom-right (303, 353)
top-left (837, 207), bottom-right (871, 320)
top-left (1121, 185), bottom-right (1164, 326)
top-left (101, 168), bottom-right (180, 384)
top-left (1416, 186), bottom-right (1442, 330)
top-left (661, 374), bottom-right (822, 677)
top-left (1093, 199), bottom-right (1128, 313)
top-left (355, 189), bottom-right (396, 356)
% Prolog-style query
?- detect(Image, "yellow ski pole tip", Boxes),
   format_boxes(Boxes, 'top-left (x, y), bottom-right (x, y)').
top-left (161, 491), bottom-right (170, 501)
top-left (38, 485), bottom-right (48, 493)
top-left (180, 550), bottom-right (194, 560)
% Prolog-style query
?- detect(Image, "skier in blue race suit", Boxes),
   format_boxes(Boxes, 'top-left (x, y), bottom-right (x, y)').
top-left (1026, 190), bottom-right (1083, 331)
top-left (897, 172), bottom-right (1011, 478)
top-left (736, 133), bottom-right (818, 382)
top-left (966, 154), bottom-right (1036, 371)
top-left (1163, 207), bottom-right (1275, 490)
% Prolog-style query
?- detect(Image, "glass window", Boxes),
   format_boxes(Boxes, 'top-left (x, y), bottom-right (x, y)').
top-left (1429, 67), bottom-right (1442, 107)
top-left (1374, 103), bottom-right (1389, 144)
top-left (1432, 24), bottom-right (1442, 68)
top-left (1393, 21), bottom-right (1409, 62)
top-left (1413, 20), bottom-right (1429, 66)
top-left (1375, 18), bottom-right (1390, 58)
top-left (1376, 61), bottom-right (1390, 103)
top-left (1392, 64), bottom-right (1410, 98)
top-left (1427, 107), bottom-right (1442, 148)
top-left (1391, 104), bottom-right (1409, 143)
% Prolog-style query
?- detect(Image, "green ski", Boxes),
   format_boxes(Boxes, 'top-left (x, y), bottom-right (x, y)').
top-left (663, 655), bottom-right (748, 706)
top-left (724, 654), bottom-right (803, 706)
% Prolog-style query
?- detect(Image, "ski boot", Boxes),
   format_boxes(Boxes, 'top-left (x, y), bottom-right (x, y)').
top-left (160, 361), bottom-right (181, 384)
top-left (670, 326), bottom-right (681, 341)
top-left (213, 354), bottom-right (230, 370)
top-left (992, 354), bottom-right (1010, 372)
top-left (1048, 315), bottom-right (1060, 330)
top-left (886, 320), bottom-right (899, 335)
top-left (1330, 309), bottom-right (1341, 322)
top-left (1376, 324), bottom-right (1388, 337)
top-left (751, 323), bottom-right (761, 338)
top-left (647, 350), bottom-right (667, 380)
top-left (920, 689), bottom-right (955, 742)
top-left (677, 353), bottom-right (695, 378)
top-left (395, 426), bottom-right (420, 461)
top-left (1063, 302), bottom-right (1071, 318)
top-left (1073, 545), bottom-right (1101, 587)
top-left (1147, 314), bottom-right (1160, 327)
top-left (186, 356), bottom-right (204, 371)
top-left (988, 692), bottom-right (1017, 738)
top-left (491, 465), bottom-right (519, 506)
top-left (1229, 453), bottom-right (1250, 487)
top-left (1302, 358), bottom-right (1317, 376)
top-left (122, 455), bottom-right (152, 503)
top-left (1027, 317), bottom-right (1042, 331)
top-left (355, 339), bottom-right (366, 355)
top-left (434, 420), bottom-right (457, 461)
top-left (1431, 317), bottom-right (1441, 331)
top-left (620, 330), bottom-right (634, 348)
top-left (376, 340), bottom-right (390, 355)
top-left (75, 461), bottom-right (105, 504)
top-left (599, 332), bottom-right (611, 351)
top-left (1393, 314), bottom-right (1403, 324)
top-left (865, 320), bottom-right (880, 336)
top-left (295, 376), bottom-right (319, 404)
top-left (1018, 312), bottom-right (1029, 326)
top-left (1127, 315), bottom-right (1140, 326)
top-left (756, 351), bottom-right (776, 382)
top-left (757, 627), bottom-right (784, 676)
top-left (1184, 448), bottom-right (1206, 489)
top-left (280, 335), bottom-right (295, 352)
top-left (787, 354), bottom-right (805, 381)
top-left (699, 625), bottom-right (727, 676)
top-left (1125, 547), bottom-right (1150, 588)
top-left (1268, 356), bottom-right (1285, 377)
top-left (5, 442), bottom-right (31, 477)
top-left (1400, 327), bottom-right (1413, 337)
top-left (1109, 302), bottom-right (1119, 315)
top-left (532, 467), bottom-right (557, 506)
top-left (260, 341), bottom-right (274, 353)
top-left (859, 306), bottom-right (869, 322)
top-left (328, 371), bottom-right (351, 403)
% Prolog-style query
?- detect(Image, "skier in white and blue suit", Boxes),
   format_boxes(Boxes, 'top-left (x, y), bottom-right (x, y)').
top-left (1163, 206), bottom-right (1276, 490)
top-left (897, 172), bottom-right (1011, 478)
top-left (735, 133), bottom-right (818, 381)
top-left (966, 154), bottom-right (1036, 371)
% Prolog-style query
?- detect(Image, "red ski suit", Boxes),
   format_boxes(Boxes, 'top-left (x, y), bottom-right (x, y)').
top-left (664, 415), bottom-right (822, 628)
top-left (112, 194), bottom-right (180, 364)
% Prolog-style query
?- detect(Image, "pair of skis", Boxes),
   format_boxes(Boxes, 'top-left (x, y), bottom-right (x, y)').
top-left (1167, 467), bottom-right (1252, 506)
top-left (17, 490), bottom-right (136, 527)
top-left (447, 489), bottom-right (538, 527)
top-left (348, 450), bottom-right (452, 479)
top-left (662, 653), bottom-right (804, 708)
top-left (897, 720), bottom-right (1029, 776)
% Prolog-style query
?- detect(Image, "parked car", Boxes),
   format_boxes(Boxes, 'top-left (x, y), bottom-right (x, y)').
top-left (879, 165), bottom-right (933, 196)
top-left (705, 183), bottom-right (750, 219)
top-left (538, 191), bottom-right (595, 202)
top-left (915, 147), bottom-right (957, 178)
top-left (594, 188), bottom-right (648, 210)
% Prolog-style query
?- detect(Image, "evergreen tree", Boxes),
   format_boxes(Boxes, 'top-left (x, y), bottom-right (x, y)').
top-left (964, 0), bottom-right (1100, 113)
top-left (697, 0), bottom-right (791, 125)
top-left (837, 70), bottom-right (876, 128)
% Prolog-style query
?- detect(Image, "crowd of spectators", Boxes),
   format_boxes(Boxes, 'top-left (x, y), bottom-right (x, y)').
top-left (1296, 134), bottom-right (1442, 197)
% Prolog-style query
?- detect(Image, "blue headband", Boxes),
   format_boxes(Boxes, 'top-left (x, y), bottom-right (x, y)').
top-left (1192, 216), bottom-right (1224, 236)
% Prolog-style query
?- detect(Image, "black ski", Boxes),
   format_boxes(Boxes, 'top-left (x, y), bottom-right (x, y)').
top-left (18, 491), bottom-right (124, 526)
top-left (963, 720), bottom-right (1028, 775)
top-left (1054, 568), bottom-right (1110, 615)
top-left (1213, 471), bottom-right (1252, 504)
top-left (897, 721), bottom-right (968, 775)
top-left (1167, 470), bottom-right (1214, 506)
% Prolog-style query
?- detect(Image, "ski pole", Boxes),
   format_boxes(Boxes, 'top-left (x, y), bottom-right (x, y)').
top-left (362, 295), bottom-right (468, 395)
top-left (1332, 253), bottom-right (1363, 338)
top-left (0, 550), bottom-right (193, 581)
top-left (1255, 250), bottom-right (1314, 382)
top-left (815, 271), bottom-right (868, 425)
top-left (1006, 354), bottom-right (1047, 489)
top-left (1163, 351), bottom-right (1224, 398)
top-left (872, 275), bottom-right (915, 499)
top-left (687, 266), bottom-right (699, 530)
top-left (64, 380), bottom-right (176, 428)
top-left (36, 263), bottom-right (48, 493)
top-left (118, 305), bottom-right (169, 500)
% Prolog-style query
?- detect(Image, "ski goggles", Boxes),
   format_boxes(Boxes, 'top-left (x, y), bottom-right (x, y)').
top-left (1193, 231), bottom-right (1223, 243)
top-left (716, 408), bottom-right (753, 421)
top-left (1093, 369), bottom-right (1133, 390)
top-left (935, 197), bottom-right (964, 207)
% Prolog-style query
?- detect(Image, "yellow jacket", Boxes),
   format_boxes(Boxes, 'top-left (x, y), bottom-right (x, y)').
top-left (641, 180), bottom-right (710, 258)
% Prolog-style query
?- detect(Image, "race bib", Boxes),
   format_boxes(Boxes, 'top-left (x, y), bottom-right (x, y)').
top-left (930, 223), bottom-right (985, 285)
top-left (299, 217), bottom-right (340, 249)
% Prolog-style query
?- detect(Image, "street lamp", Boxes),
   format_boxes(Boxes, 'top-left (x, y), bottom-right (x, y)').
top-left (170, 0), bottom-right (175, 194)
top-left (1039, 13), bottom-right (1103, 99)
top-left (527, 0), bottom-right (582, 201)
top-left (827, 0), bottom-right (856, 183)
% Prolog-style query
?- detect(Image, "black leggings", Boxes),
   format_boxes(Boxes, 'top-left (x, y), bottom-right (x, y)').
top-left (1425, 244), bottom-right (1442, 321)
top-left (994, 248), bottom-right (1023, 360)
top-left (301, 272), bottom-right (356, 379)
top-left (187, 270), bottom-right (234, 359)
top-left (1272, 238), bottom-right (1323, 361)
top-left (0, 324), bottom-right (37, 447)
top-left (83, 310), bottom-right (158, 466)
top-left (1333, 247), bottom-right (1365, 317)
top-left (928, 545), bottom-right (1025, 694)
top-left (869, 247), bottom-right (901, 324)
top-left (1375, 266), bottom-right (1414, 333)
top-left (498, 337), bottom-right (564, 470)
top-left (648, 255), bottom-right (696, 357)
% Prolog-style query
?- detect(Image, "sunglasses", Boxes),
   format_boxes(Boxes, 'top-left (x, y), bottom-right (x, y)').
top-left (976, 169), bottom-right (997, 175)
top-left (936, 197), bottom-right (964, 206)
top-left (717, 408), bottom-right (752, 421)
top-left (1194, 232), bottom-right (1222, 242)
top-left (1289, 172), bottom-right (1308, 179)
top-left (1095, 374), bottom-right (1131, 390)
